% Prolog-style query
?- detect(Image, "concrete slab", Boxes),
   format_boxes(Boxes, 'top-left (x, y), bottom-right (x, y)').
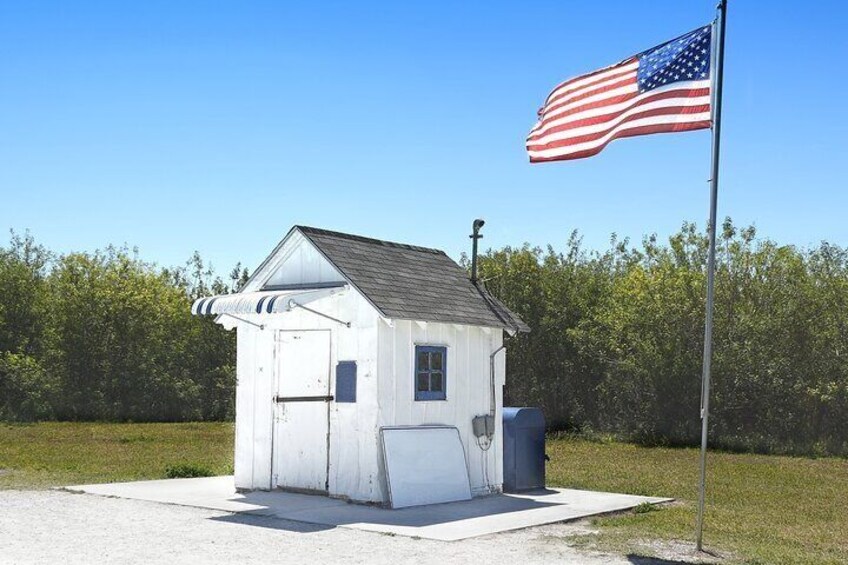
top-left (65, 476), bottom-right (672, 541)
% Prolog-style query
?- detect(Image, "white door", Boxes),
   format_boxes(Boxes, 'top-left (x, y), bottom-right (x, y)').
top-left (272, 330), bottom-right (331, 493)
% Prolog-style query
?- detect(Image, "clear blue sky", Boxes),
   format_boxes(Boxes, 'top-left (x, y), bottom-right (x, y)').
top-left (1, 1), bottom-right (846, 274)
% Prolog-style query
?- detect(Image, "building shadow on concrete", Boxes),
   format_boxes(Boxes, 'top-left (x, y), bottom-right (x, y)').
top-left (231, 488), bottom-right (560, 529)
top-left (210, 512), bottom-right (336, 534)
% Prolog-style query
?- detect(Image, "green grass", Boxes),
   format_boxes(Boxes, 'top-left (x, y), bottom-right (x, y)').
top-left (546, 435), bottom-right (848, 564)
top-left (1, 424), bottom-right (845, 563)
top-left (0, 422), bottom-right (233, 489)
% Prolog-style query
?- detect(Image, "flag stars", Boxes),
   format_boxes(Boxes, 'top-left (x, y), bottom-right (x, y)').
top-left (637, 25), bottom-right (711, 92)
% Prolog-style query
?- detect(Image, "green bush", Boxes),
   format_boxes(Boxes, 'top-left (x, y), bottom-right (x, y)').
top-left (633, 502), bottom-right (656, 514)
top-left (0, 352), bottom-right (56, 421)
top-left (164, 463), bottom-right (214, 479)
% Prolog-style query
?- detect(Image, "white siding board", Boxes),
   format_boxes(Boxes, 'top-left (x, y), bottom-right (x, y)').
top-left (234, 326), bottom-right (255, 490)
top-left (252, 328), bottom-right (275, 489)
top-left (453, 325), bottom-right (472, 485)
top-left (494, 346), bottom-right (506, 487)
top-left (376, 320), bottom-right (505, 498)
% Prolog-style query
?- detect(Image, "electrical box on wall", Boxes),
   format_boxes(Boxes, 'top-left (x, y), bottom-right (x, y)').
top-left (472, 414), bottom-right (494, 439)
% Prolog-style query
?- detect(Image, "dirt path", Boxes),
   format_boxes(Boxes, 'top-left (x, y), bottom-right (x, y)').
top-left (0, 490), bottom-right (635, 565)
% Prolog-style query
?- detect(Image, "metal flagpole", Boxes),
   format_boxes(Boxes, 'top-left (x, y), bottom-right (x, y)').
top-left (696, 0), bottom-right (728, 552)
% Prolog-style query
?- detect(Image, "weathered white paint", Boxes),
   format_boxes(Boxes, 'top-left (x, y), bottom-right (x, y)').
top-left (376, 319), bottom-right (505, 498)
top-left (252, 230), bottom-right (344, 290)
top-left (273, 330), bottom-right (331, 492)
top-left (381, 426), bottom-right (472, 508)
top-left (234, 288), bottom-right (384, 502)
top-left (231, 229), bottom-right (507, 504)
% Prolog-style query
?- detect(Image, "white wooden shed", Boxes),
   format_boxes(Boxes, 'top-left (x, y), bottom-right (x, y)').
top-left (191, 226), bottom-right (528, 506)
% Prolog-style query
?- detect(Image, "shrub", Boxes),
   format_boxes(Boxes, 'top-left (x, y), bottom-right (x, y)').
top-left (0, 353), bottom-right (56, 421)
top-left (164, 463), bottom-right (214, 479)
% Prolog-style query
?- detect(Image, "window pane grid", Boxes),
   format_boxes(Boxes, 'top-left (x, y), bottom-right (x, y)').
top-left (414, 346), bottom-right (447, 401)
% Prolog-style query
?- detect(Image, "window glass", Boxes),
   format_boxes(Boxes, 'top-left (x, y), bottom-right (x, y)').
top-left (414, 346), bottom-right (447, 401)
top-left (417, 351), bottom-right (430, 371)
top-left (431, 351), bottom-right (443, 371)
top-left (417, 372), bottom-right (429, 392)
top-left (430, 372), bottom-right (443, 392)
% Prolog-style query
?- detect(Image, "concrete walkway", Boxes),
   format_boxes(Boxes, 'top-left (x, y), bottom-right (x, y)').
top-left (2, 490), bottom-right (672, 565)
top-left (65, 476), bottom-right (671, 541)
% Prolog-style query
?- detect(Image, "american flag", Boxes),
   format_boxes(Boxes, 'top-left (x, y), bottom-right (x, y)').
top-left (527, 25), bottom-right (713, 163)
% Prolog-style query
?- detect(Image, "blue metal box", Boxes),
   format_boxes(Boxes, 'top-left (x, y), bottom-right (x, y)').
top-left (502, 407), bottom-right (546, 492)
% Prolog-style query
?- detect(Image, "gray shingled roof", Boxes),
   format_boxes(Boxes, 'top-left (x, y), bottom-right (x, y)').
top-left (295, 226), bottom-right (529, 333)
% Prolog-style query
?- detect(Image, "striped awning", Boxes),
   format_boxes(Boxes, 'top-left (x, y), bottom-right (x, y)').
top-left (191, 286), bottom-right (345, 317)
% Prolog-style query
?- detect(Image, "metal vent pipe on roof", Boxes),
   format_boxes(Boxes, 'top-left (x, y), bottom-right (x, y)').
top-left (470, 219), bottom-right (485, 284)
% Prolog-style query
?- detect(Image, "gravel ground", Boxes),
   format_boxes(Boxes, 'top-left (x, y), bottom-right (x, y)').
top-left (0, 490), bottom-right (638, 565)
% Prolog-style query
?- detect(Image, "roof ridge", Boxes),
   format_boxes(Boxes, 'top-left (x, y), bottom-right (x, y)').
top-left (296, 225), bottom-right (444, 255)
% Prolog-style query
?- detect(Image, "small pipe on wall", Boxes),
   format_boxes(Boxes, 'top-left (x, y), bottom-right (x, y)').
top-left (489, 343), bottom-right (506, 419)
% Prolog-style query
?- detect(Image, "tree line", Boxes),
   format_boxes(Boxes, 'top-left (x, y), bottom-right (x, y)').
top-left (2, 222), bottom-right (847, 456)
top-left (0, 232), bottom-right (243, 422)
top-left (478, 219), bottom-right (848, 457)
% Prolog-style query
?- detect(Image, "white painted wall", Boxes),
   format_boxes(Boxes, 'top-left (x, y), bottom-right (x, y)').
top-left (376, 320), bottom-right (505, 496)
top-left (234, 323), bottom-right (275, 490)
top-left (234, 288), bottom-right (386, 502)
top-left (234, 293), bottom-right (507, 502)
top-left (253, 231), bottom-right (344, 289)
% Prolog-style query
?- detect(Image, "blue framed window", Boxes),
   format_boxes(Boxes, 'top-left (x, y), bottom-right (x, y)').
top-left (415, 345), bottom-right (447, 401)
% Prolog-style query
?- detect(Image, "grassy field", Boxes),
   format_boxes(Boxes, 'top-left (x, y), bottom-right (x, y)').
top-left (1, 423), bottom-right (846, 564)
top-left (547, 435), bottom-right (848, 565)
top-left (0, 422), bottom-right (233, 489)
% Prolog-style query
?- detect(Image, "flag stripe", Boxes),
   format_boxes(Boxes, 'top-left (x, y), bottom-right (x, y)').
top-left (528, 113), bottom-right (711, 161)
top-left (537, 83), bottom-right (640, 127)
top-left (529, 121), bottom-right (711, 162)
top-left (531, 92), bottom-right (638, 136)
top-left (527, 26), bottom-right (712, 162)
top-left (544, 59), bottom-right (639, 104)
top-left (528, 104), bottom-right (711, 151)
top-left (543, 75), bottom-right (639, 117)
top-left (545, 67), bottom-right (638, 109)
top-left (529, 90), bottom-right (709, 143)
top-left (528, 85), bottom-right (710, 142)
top-left (536, 78), bottom-right (710, 135)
